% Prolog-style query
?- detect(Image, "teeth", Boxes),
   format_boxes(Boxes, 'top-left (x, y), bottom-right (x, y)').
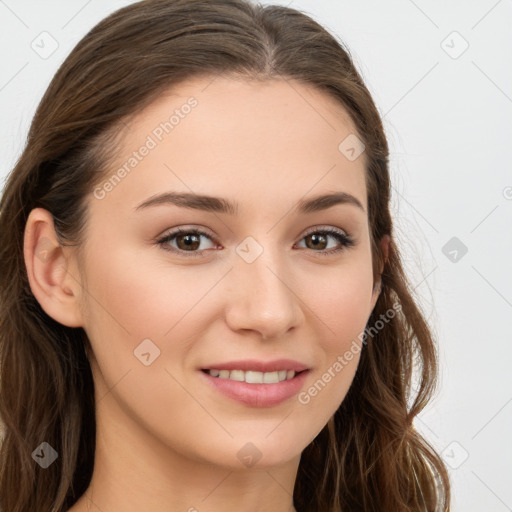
top-left (263, 371), bottom-right (279, 384)
top-left (206, 369), bottom-right (297, 383)
top-left (229, 370), bottom-right (245, 381)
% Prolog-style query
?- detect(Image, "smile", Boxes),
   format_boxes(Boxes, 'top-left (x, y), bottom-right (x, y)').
top-left (200, 369), bottom-right (310, 407)
top-left (203, 369), bottom-right (297, 383)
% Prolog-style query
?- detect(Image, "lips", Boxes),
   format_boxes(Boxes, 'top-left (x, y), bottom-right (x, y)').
top-left (199, 358), bottom-right (311, 407)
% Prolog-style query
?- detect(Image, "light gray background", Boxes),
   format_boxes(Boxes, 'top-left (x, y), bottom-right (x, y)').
top-left (1, 1), bottom-right (511, 510)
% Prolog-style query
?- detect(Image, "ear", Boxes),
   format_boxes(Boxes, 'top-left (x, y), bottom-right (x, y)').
top-left (370, 234), bottom-right (390, 310)
top-left (23, 208), bottom-right (84, 327)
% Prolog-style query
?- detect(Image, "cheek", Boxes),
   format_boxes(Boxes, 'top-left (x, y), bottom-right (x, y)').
top-left (78, 245), bottom-right (171, 383)
top-left (79, 246), bottom-right (216, 445)
top-left (295, 258), bottom-right (373, 424)
top-left (81, 244), bottom-right (211, 338)
top-left (79, 243), bottom-right (231, 391)
top-left (308, 258), bottom-right (375, 345)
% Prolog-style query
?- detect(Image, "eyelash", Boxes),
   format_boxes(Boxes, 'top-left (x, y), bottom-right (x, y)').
top-left (156, 226), bottom-right (355, 258)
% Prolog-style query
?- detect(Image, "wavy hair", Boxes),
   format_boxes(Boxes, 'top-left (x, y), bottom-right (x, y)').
top-left (0, 0), bottom-right (450, 510)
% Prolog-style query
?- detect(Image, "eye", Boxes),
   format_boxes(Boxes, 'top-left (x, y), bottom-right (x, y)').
top-left (296, 227), bottom-right (355, 255)
top-left (156, 228), bottom-right (218, 258)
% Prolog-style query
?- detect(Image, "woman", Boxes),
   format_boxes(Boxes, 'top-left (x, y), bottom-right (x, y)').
top-left (0, 0), bottom-right (450, 510)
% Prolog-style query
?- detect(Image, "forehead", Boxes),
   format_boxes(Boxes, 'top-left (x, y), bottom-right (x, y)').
top-left (93, 75), bottom-right (368, 216)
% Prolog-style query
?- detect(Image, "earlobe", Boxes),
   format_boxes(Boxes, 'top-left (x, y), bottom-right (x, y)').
top-left (380, 234), bottom-right (390, 270)
top-left (23, 208), bottom-right (84, 327)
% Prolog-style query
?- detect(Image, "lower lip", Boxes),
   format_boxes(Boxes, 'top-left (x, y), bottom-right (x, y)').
top-left (200, 370), bottom-right (310, 407)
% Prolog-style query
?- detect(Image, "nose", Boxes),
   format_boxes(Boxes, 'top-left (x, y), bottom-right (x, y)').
top-left (224, 245), bottom-right (304, 340)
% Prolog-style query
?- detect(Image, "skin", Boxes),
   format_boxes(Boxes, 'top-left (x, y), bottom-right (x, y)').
top-left (24, 75), bottom-right (389, 512)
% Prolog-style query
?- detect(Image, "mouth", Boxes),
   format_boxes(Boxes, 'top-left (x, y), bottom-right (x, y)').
top-left (199, 365), bottom-right (311, 407)
top-left (201, 368), bottom-right (305, 384)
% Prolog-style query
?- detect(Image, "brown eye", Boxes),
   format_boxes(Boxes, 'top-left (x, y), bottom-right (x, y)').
top-left (297, 228), bottom-right (355, 255)
top-left (175, 232), bottom-right (201, 251)
top-left (304, 232), bottom-right (328, 250)
top-left (157, 228), bottom-right (216, 257)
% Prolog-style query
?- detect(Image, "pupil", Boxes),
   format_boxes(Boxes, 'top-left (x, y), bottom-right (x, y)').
top-left (179, 234), bottom-right (199, 250)
top-left (308, 233), bottom-right (326, 249)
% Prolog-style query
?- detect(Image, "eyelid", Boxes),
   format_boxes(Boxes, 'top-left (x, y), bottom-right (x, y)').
top-left (301, 225), bottom-right (348, 237)
top-left (158, 225), bottom-right (217, 240)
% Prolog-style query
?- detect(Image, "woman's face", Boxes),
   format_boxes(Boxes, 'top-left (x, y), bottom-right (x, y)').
top-left (75, 75), bottom-right (382, 469)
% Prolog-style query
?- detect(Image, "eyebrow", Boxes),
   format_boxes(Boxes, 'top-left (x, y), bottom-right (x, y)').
top-left (134, 191), bottom-right (365, 215)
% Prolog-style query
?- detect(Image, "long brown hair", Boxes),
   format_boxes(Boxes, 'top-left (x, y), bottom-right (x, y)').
top-left (0, 1), bottom-right (450, 510)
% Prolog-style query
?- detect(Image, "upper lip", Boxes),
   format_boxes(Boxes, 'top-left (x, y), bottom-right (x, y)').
top-left (201, 359), bottom-right (310, 373)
